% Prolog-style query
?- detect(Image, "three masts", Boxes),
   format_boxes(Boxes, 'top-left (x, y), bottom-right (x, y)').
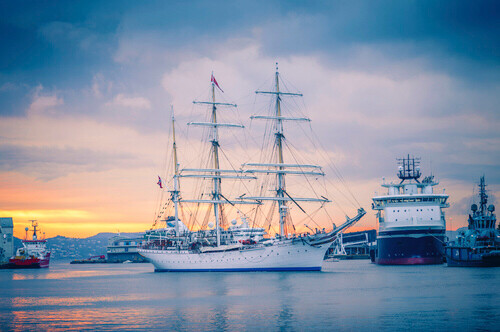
top-left (138, 66), bottom-right (365, 271)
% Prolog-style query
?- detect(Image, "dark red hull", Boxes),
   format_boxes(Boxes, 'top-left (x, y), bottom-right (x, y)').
top-left (8, 252), bottom-right (50, 269)
top-left (376, 256), bottom-right (443, 265)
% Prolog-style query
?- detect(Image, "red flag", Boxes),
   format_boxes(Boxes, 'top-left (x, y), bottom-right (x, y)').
top-left (157, 176), bottom-right (163, 189)
top-left (211, 74), bottom-right (224, 93)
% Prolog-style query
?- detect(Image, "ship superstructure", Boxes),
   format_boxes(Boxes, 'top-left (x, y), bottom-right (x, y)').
top-left (9, 220), bottom-right (51, 268)
top-left (139, 67), bottom-right (365, 272)
top-left (445, 176), bottom-right (499, 267)
top-left (371, 156), bottom-right (449, 264)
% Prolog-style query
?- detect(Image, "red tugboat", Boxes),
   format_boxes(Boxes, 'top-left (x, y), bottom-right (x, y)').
top-left (8, 220), bottom-right (50, 268)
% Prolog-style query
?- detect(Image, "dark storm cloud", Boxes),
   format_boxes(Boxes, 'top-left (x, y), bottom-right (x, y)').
top-left (1, 1), bottom-right (498, 82)
top-left (257, 1), bottom-right (499, 82)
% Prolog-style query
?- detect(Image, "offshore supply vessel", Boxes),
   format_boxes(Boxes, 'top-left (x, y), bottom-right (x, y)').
top-left (445, 176), bottom-right (500, 267)
top-left (371, 156), bottom-right (449, 264)
top-left (8, 220), bottom-right (50, 268)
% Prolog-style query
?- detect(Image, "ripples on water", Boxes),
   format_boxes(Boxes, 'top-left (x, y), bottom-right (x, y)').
top-left (0, 261), bottom-right (498, 331)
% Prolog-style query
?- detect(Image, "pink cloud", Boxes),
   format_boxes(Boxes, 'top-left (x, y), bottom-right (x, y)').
top-left (107, 93), bottom-right (151, 109)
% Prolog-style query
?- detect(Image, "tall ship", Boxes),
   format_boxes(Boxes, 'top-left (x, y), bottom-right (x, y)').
top-left (445, 176), bottom-right (500, 267)
top-left (9, 220), bottom-right (51, 268)
top-left (371, 156), bottom-right (449, 264)
top-left (138, 66), bottom-right (365, 272)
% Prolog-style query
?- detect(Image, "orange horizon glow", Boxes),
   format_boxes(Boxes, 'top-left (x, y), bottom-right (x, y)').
top-left (5, 208), bottom-right (470, 239)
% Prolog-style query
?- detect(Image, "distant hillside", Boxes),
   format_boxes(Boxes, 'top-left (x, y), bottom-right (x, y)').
top-left (86, 232), bottom-right (143, 240)
top-left (14, 232), bottom-right (145, 261)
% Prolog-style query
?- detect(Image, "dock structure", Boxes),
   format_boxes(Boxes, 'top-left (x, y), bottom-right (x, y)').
top-left (326, 230), bottom-right (376, 259)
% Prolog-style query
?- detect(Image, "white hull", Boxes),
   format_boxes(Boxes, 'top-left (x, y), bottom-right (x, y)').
top-left (139, 240), bottom-right (329, 272)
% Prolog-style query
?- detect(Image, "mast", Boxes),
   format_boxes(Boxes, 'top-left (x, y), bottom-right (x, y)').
top-left (397, 155), bottom-right (421, 184)
top-left (28, 220), bottom-right (38, 240)
top-left (181, 74), bottom-right (264, 245)
top-left (211, 76), bottom-right (222, 247)
top-left (171, 106), bottom-right (180, 236)
top-left (186, 73), bottom-right (251, 247)
top-left (245, 63), bottom-right (330, 238)
top-left (479, 176), bottom-right (487, 216)
top-left (274, 64), bottom-right (287, 237)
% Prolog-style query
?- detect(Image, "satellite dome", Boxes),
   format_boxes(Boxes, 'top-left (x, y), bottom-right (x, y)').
top-left (231, 219), bottom-right (237, 225)
top-left (471, 204), bottom-right (478, 212)
top-left (208, 222), bottom-right (214, 229)
top-left (488, 204), bottom-right (495, 212)
top-left (25, 227), bottom-right (29, 231)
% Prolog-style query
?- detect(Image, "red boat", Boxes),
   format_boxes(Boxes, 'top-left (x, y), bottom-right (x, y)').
top-left (8, 220), bottom-right (51, 269)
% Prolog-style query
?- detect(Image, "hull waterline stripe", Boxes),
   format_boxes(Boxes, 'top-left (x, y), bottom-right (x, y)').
top-left (154, 267), bottom-right (322, 272)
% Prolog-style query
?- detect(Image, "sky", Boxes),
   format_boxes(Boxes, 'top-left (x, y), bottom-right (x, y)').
top-left (0, 0), bottom-right (499, 238)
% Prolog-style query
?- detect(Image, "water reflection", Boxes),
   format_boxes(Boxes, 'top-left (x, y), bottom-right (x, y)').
top-left (208, 274), bottom-right (229, 331)
top-left (10, 294), bottom-right (157, 307)
top-left (10, 267), bottom-right (142, 280)
top-left (10, 306), bottom-right (157, 331)
top-left (276, 273), bottom-right (296, 330)
top-left (1, 261), bottom-right (498, 331)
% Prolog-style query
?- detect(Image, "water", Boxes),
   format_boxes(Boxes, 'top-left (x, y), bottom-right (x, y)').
top-left (0, 260), bottom-right (498, 331)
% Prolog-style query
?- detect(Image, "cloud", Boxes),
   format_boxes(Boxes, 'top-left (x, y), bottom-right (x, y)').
top-left (27, 86), bottom-right (64, 115)
top-left (0, 1), bottom-right (498, 236)
top-left (106, 93), bottom-right (151, 109)
top-left (0, 144), bottom-right (136, 180)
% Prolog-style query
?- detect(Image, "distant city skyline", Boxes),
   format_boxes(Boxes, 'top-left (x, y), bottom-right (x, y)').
top-left (0, 1), bottom-right (498, 238)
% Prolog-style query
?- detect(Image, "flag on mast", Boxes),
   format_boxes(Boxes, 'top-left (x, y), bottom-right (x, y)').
top-left (157, 176), bottom-right (163, 189)
top-left (211, 74), bottom-right (224, 93)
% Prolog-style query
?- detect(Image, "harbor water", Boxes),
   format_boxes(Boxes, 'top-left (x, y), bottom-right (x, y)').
top-left (0, 260), bottom-right (498, 331)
